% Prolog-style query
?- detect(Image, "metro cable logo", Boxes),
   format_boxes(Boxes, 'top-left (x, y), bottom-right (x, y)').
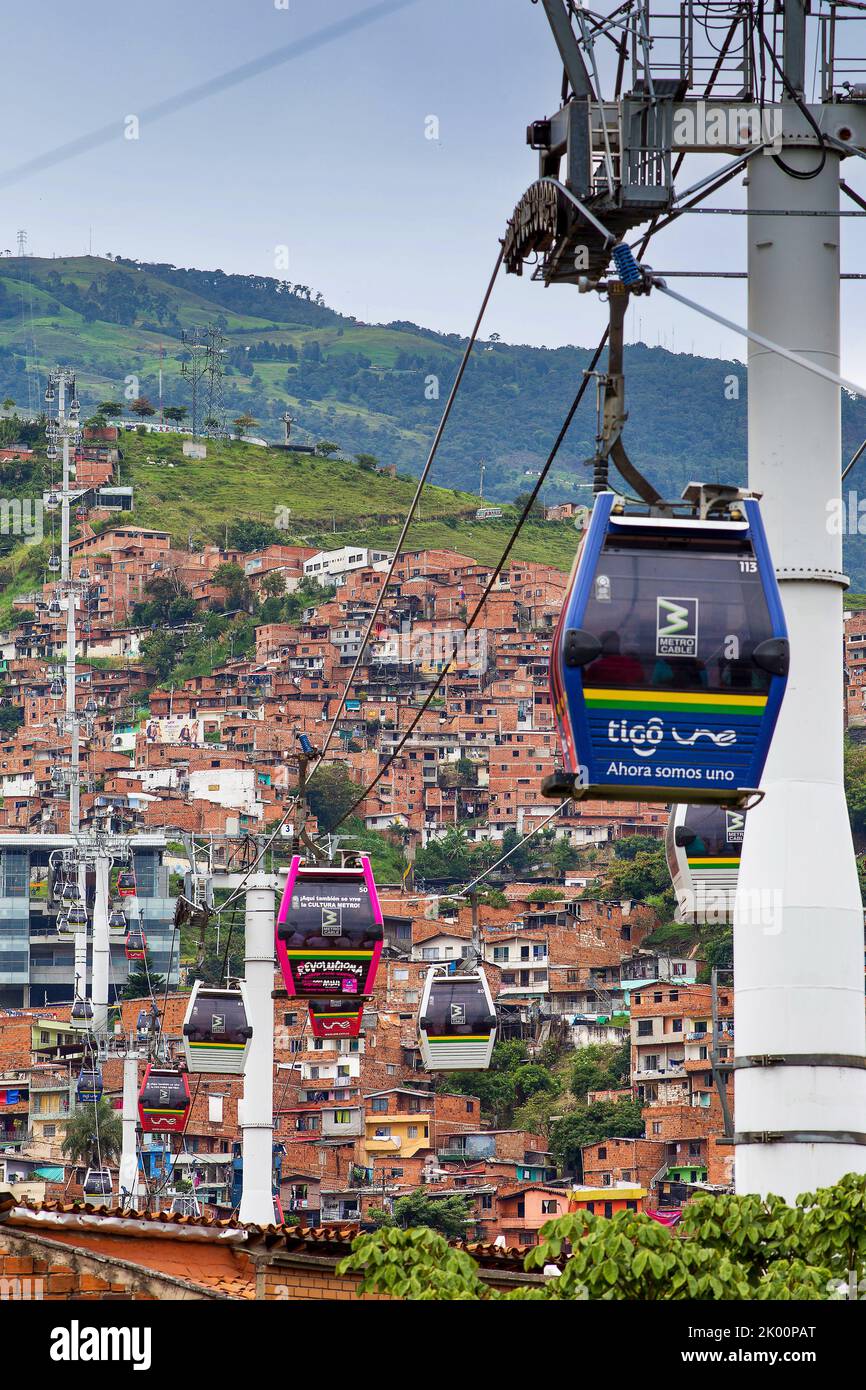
top-left (726, 811), bottom-right (746, 842)
top-left (320, 905), bottom-right (342, 937)
top-left (656, 597), bottom-right (698, 657)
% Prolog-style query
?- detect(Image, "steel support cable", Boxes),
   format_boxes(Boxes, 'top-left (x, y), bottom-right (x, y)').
top-left (458, 799), bottom-right (573, 896)
top-left (755, 22), bottom-right (828, 180)
top-left (329, 145), bottom-right (744, 831)
top-left (310, 243), bottom-right (506, 775)
top-left (654, 281), bottom-right (866, 398)
top-left (330, 335), bottom-right (608, 831)
top-left (216, 245), bottom-right (505, 909)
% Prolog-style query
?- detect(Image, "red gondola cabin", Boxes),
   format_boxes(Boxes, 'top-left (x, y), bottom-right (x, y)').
top-left (137, 1065), bottom-right (191, 1135)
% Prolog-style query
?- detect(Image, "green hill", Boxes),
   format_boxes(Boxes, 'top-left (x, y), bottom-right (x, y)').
top-left (1, 253), bottom-right (865, 582)
top-left (0, 431), bottom-right (581, 628)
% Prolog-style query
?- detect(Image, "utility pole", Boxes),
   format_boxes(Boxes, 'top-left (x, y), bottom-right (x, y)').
top-left (90, 853), bottom-right (111, 1035)
top-left (47, 368), bottom-right (83, 835)
top-left (736, 0), bottom-right (866, 1197)
top-left (513, 0), bottom-right (866, 1198)
top-left (119, 1048), bottom-right (142, 1208)
top-left (239, 871), bottom-right (276, 1224)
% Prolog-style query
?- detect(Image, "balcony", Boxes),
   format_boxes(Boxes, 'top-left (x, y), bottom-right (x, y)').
top-left (633, 1064), bottom-right (686, 1081)
top-left (321, 1205), bottom-right (360, 1224)
top-left (0, 1125), bottom-right (28, 1145)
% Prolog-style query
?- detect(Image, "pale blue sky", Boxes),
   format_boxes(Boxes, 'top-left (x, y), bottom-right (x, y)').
top-left (1, 0), bottom-right (864, 375)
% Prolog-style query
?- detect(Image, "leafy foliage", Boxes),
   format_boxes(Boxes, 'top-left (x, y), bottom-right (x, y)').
top-left (338, 1174), bottom-right (866, 1301)
top-left (304, 764), bottom-right (366, 834)
top-left (549, 1099), bottom-right (645, 1176)
top-left (62, 1098), bottom-right (123, 1165)
top-left (437, 1039), bottom-right (558, 1128)
top-left (570, 1042), bottom-right (630, 1101)
top-left (391, 1190), bottom-right (474, 1239)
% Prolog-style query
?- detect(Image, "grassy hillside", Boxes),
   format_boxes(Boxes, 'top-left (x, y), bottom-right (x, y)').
top-left (0, 430), bottom-right (581, 629)
top-left (2, 252), bottom-right (866, 581)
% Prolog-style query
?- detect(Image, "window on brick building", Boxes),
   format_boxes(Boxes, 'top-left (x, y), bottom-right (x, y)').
top-left (653, 991), bottom-right (662, 1002)
top-left (669, 991), bottom-right (679, 1001)
top-left (672, 1018), bottom-right (683, 1032)
top-left (480, 1194), bottom-right (492, 1211)
top-left (372, 1097), bottom-right (388, 1112)
top-left (602, 1174), bottom-right (611, 1187)
top-left (652, 1121), bottom-right (662, 1135)
top-left (598, 1146), bottom-right (607, 1159)
top-left (633, 993), bottom-right (641, 1004)
top-left (637, 1020), bottom-right (653, 1037)
top-left (466, 1100), bottom-right (474, 1113)
top-left (541, 1199), bottom-right (557, 1215)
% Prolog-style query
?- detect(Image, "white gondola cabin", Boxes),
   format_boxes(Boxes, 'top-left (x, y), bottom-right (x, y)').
top-left (182, 981), bottom-right (253, 1075)
top-left (418, 967), bottom-right (497, 1071)
top-left (666, 803), bottom-right (745, 925)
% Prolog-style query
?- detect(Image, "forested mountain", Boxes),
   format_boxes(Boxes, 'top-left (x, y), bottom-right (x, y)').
top-left (1, 254), bottom-right (865, 580)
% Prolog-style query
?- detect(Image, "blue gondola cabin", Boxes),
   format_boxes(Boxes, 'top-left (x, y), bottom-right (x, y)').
top-left (546, 490), bottom-right (789, 807)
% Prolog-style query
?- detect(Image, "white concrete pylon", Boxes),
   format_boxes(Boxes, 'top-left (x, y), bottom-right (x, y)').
top-left (239, 873), bottom-right (277, 1225)
top-left (738, 128), bottom-right (866, 1198)
top-left (91, 855), bottom-right (111, 1035)
top-left (118, 1051), bottom-right (141, 1209)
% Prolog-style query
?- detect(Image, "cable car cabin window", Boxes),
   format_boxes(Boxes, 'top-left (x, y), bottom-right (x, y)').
top-left (680, 805), bottom-right (746, 859)
top-left (423, 980), bottom-right (495, 1036)
top-left (185, 996), bottom-right (249, 1045)
top-left (581, 537), bottom-right (775, 695)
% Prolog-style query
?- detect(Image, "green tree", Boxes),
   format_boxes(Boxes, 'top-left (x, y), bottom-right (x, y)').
top-left (0, 702), bottom-right (24, 733)
top-left (513, 491), bottom-right (544, 518)
top-left (62, 1098), bottom-right (123, 1165)
top-left (613, 835), bottom-right (662, 861)
top-left (549, 1098), bottom-right (644, 1176)
top-left (391, 1190), bottom-right (473, 1240)
top-left (340, 1177), bottom-right (866, 1301)
top-left (121, 968), bottom-right (166, 1000)
top-left (233, 412), bottom-right (258, 439)
top-left (355, 453), bottom-right (379, 470)
top-left (550, 837), bottom-right (579, 873)
top-left (570, 1042), bottom-right (630, 1102)
top-left (304, 764), bottom-right (365, 833)
top-left (438, 1039), bottom-right (557, 1128)
top-left (211, 562), bottom-right (251, 611)
top-left (139, 630), bottom-right (187, 684)
top-left (98, 400), bottom-right (124, 417)
top-left (163, 406), bottom-right (188, 426)
top-left (261, 571), bottom-right (286, 600)
top-left (845, 736), bottom-right (866, 837)
top-left (226, 519), bottom-right (283, 552)
top-left (315, 440), bottom-right (340, 457)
